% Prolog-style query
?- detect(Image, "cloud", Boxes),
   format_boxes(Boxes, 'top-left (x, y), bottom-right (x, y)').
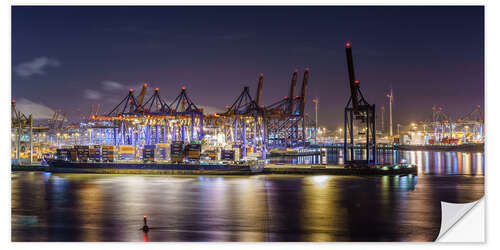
top-left (14, 57), bottom-right (61, 77)
top-left (13, 98), bottom-right (55, 120)
top-left (102, 80), bottom-right (125, 91)
top-left (84, 89), bottom-right (103, 100)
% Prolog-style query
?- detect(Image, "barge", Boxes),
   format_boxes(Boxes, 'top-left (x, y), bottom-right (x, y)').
top-left (267, 149), bottom-right (322, 157)
top-left (46, 159), bottom-right (264, 175)
top-left (395, 143), bottom-right (484, 152)
top-left (264, 163), bottom-right (418, 175)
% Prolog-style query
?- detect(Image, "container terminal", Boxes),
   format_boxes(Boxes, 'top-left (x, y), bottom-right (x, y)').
top-left (11, 43), bottom-right (482, 175)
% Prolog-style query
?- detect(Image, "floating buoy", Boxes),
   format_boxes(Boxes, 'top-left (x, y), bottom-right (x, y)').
top-left (142, 216), bottom-right (149, 232)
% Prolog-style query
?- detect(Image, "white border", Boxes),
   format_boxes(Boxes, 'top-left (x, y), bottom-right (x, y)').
top-left (3, 0), bottom-right (497, 249)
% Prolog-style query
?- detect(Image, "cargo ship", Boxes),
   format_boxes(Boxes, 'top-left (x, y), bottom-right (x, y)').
top-left (46, 142), bottom-right (264, 175)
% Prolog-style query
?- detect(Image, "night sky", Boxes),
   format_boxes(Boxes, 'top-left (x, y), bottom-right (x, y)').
top-left (12, 6), bottom-right (484, 129)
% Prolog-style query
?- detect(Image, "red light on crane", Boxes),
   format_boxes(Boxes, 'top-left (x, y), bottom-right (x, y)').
top-left (181, 86), bottom-right (186, 90)
top-left (345, 42), bottom-right (351, 48)
top-left (476, 105), bottom-right (481, 109)
top-left (143, 83), bottom-right (148, 87)
top-left (129, 88), bottom-right (134, 92)
top-left (12, 99), bottom-right (16, 103)
top-left (284, 96), bottom-right (288, 99)
top-left (354, 80), bottom-right (360, 85)
top-left (386, 94), bottom-right (391, 98)
top-left (155, 88), bottom-right (159, 91)
top-left (259, 73), bottom-right (264, 77)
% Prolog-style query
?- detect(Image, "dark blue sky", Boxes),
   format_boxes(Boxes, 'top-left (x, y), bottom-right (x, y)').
top-left (12, 6), bottom-right (484, 129)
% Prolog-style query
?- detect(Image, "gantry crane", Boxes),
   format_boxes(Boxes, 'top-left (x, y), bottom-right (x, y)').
top-left (343, 42), bottom-right (377, 164)
top-left (220, 74), bottom-right (266, 158)
top-left (265, 68), bottom-right (313, 148)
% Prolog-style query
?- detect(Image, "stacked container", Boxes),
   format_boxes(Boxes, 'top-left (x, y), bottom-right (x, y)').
top-left (55, 148), bottom-right (70, 161)
top-left (170, 141), bottom-right (184, 163)
top-left (186, 142), bottom-right (201, 160)
top-left (156, 144), bottom-right (169, 161)
top-left (69, 148), bottom-right (78, 162)
top-left (221, 149), bottom-right (235, 161)
top-left (119, 145), bottom-right (135, 160)
top-left (75, 145), bottom-right (90, 162)
top-left (102, 145), bottom-right (116, 162)
top-left (232, 145), bottom-right (241, 161)
top-left (143, 145), bottom-right (155, 162)
top-left (89, 145), bottom-right (101, 162)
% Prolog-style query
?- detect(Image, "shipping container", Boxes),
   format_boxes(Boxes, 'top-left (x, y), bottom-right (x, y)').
top-left (101, 145), bottom-right (116, 162)
top-left (75, 145), bottom-right (90, 162)
top-left (221, 149), bottom-right (235, 161)
top-left (155, 143), bottom-right (169, 161)
top-left (70, 149), bottom-right (78, 162)
top-left (171, 141), bottom-right (185, 162)
top-left (143, 145), bottom-right (156, 162)
top-left (56, 149), bottom-right (70, 161)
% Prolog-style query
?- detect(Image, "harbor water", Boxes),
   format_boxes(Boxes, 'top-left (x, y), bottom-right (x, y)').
top-left (12, 149), bottom-right (484, 242)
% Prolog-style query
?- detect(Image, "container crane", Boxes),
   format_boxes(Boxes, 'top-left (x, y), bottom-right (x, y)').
top-left (343, 42), bottom-right (377, 164)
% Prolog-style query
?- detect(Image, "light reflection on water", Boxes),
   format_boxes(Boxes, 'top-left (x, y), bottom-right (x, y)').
top-left (11, 150), bottom-right (484, 242)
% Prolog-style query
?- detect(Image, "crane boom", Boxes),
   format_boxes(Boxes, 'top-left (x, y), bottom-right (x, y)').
top-left (95, 104), bottom-right (100, 116)
top-left (288, 69), bottom-right (298, 114)
top-left (50, 110), bottom-right (57, 124)
top-left (52, 110), bottom-right (60, 128)
top-left (345, 42), bottom-right (359, 112)
top-left (89, 104), bottom-right (94, 120)
top-left (255, 74), bottom-right (264, 107)
top-left (299, 68), bottom-right (310, 115)
top-left (59, 112), bottom-right (67, 129)
top-left (138, 84), bottom-right (148, 106)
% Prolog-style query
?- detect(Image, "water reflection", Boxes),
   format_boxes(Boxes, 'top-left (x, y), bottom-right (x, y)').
top-left (12, 169), bottom-right (483, 242)
top-left (269, 149), bottom-right (484, 176)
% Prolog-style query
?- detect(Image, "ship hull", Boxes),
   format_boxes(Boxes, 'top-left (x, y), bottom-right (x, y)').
top-left (46, 159), bottom-right (263, 175)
